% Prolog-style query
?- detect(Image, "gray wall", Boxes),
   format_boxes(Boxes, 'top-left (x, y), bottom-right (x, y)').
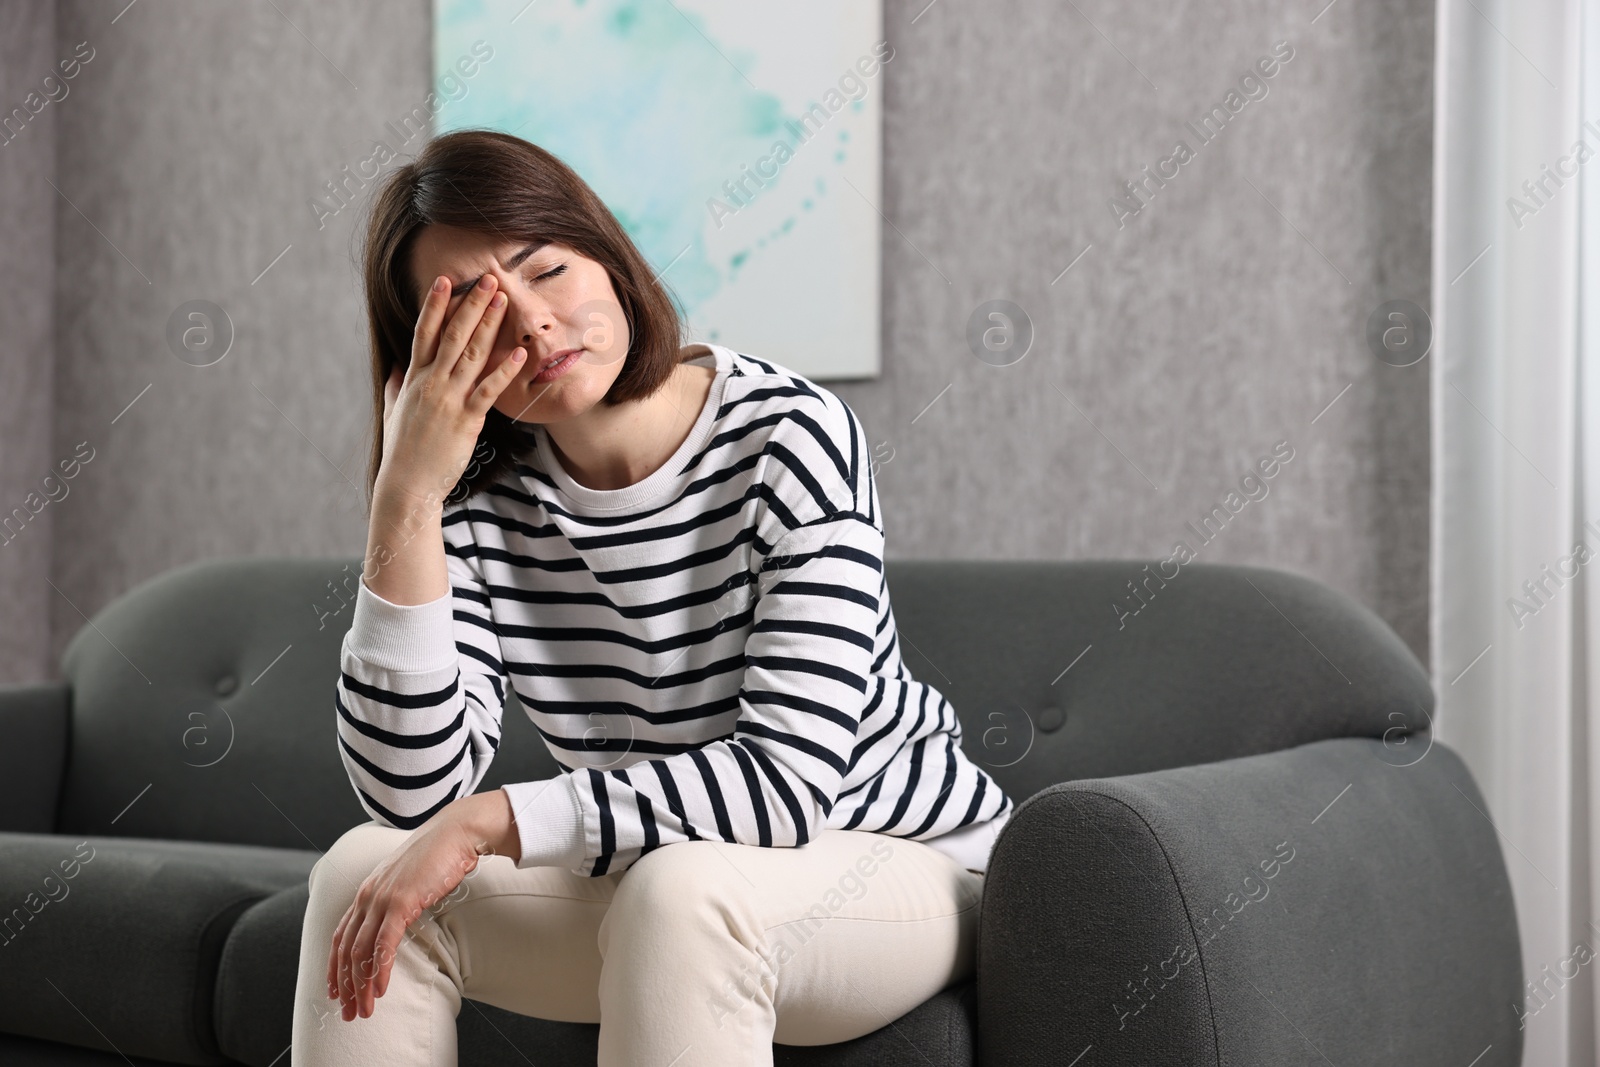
top-left (0, 1), bottom-right (56, 683)
top-left (8, 0), bottom-right (1431, 682)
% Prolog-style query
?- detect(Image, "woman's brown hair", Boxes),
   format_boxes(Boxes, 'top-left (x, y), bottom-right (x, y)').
top-left (359, 128), bottom-right (689, 510)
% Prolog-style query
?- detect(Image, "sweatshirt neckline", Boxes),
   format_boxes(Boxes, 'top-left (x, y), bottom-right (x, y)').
top-left (529, 343), bottom-right (729, 513)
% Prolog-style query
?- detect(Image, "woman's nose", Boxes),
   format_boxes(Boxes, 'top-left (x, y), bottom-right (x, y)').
top-left (499, 292), bottom-right (555, 344)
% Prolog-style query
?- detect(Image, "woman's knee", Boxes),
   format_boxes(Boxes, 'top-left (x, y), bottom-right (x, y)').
top-left (308, 819), bottom-right (411, 904)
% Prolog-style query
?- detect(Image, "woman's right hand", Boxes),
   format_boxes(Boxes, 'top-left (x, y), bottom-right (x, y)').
top-left (377, 273), bottom-right (526, 502)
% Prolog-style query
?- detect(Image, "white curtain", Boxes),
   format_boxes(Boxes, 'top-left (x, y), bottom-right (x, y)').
top-left (1433, 0), bottom-right (1591, 1062)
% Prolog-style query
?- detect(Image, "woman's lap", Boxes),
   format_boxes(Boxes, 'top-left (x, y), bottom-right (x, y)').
top-left (297, 819), bottom-right (983, 1063)
top-left (594, 825), bottom-right (983, 1050)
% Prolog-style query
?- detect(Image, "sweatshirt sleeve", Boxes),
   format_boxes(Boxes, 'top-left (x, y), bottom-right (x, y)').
top-left (334, 505), bottom-right (511, 831)
top-left (539, 394), bottom-right (886, 878)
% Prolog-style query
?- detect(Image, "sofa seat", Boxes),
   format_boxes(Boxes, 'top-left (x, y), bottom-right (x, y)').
top-left (0, 833), bottom-right (316, 1065)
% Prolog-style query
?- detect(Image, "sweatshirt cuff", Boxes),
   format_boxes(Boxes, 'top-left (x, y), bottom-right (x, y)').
top-left (501, 776), bottom-right (586, 870)
top-left (345, 576), bottom-right (456, 673)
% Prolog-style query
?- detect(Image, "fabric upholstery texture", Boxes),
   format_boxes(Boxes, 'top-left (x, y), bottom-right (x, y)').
top-left (979, 737), bottom-right (1521, 1065)
top-left (0, 835), bottom-right (314, 1064)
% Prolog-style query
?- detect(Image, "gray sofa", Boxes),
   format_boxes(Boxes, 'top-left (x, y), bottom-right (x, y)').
top-left (0, 556), bottom-right (1523, 1065)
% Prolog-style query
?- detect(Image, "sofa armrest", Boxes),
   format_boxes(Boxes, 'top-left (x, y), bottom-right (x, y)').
top-left (0, 682), bottom-right (70, 833)
top-left (976, 735), bottom-right (1523, 1066)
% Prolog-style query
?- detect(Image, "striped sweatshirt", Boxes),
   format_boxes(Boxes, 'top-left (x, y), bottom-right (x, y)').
top-left (336, 342), bottom-right (1013, 878)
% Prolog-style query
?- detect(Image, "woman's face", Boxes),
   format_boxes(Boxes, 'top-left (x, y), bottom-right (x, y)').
top-left (408, 224), bottom-right (631, 425)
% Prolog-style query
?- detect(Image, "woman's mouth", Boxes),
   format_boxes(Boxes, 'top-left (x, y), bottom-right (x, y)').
top-left (533, 348), bottom-right (581, 383)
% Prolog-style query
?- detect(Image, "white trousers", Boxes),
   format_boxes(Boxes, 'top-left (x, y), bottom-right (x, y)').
top-left (290, 819), bottom-right (985, 1066)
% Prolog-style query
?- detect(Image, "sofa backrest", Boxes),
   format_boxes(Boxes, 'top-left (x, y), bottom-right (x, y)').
top-left (52, 555), bottom-right (1432, 850)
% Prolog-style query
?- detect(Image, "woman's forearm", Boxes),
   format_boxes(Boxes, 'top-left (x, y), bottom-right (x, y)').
top-left (363, 476), bottom-right (450, 606)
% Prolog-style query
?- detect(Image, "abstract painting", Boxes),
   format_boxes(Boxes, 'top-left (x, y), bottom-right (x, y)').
top-left (433, 0), bottom-right (887, 380)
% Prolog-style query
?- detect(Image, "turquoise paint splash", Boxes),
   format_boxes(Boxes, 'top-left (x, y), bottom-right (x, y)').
top-left (434, 0), bottom-right (833, 315)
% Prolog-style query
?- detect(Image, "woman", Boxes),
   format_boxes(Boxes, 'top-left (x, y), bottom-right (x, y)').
top-left (292, 128), bottom-right (1013, 1066)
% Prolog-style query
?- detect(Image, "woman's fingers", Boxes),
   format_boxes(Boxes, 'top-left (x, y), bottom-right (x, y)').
top-left (410, 275), bottom-right (453, 371)
top-left (359, 918), bottom-right (402, 1017)
top-left (333, 908), bottom-right (357, 1015)
top-left (352, 908), bottom-right (389, 1017)
top-left (389, 275), bottom-right (514, 495)
top-left (331, 905), bottom-right (360, 1006)
top-left (449, 285), bottom-right (510, 384)
top-left (431, 274), bottom-right (501, 380)
top-left (370, 910), bottom-right (410, 1001)
top-left (325, 907), bottom-right (351, 999)
top-left (338, 902), bottom-right (379, 1018)
top-left (344, 895), bottom-right (420, 1018)
top-left (466, 345), bottom-right (527, 416)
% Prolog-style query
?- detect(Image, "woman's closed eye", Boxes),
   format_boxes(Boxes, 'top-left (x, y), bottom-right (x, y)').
top-left (446, 264), bottom-right (568, 311)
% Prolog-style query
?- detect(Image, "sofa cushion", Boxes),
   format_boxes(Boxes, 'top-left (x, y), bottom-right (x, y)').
top-left (0, 832), bottom-right (314, 1065)
top-left (214, 882), bottom-right (308, 1066)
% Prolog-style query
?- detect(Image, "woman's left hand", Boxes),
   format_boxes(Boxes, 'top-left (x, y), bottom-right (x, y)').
top-left (325, 792), bottom-right (514, 1020)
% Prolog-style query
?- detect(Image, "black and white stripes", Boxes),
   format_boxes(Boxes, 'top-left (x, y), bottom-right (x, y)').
top-left (335, 343), bottom-right (1012, 877)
